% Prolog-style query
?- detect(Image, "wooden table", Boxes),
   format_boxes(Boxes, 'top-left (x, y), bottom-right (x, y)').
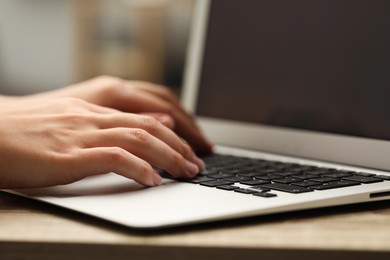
top-left (1, 190), bottom-right (389, 260)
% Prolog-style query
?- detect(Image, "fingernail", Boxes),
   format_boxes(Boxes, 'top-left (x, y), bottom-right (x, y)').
top-left (186, 161), bottom-right (199, 176)
top-left (153, 172), bottom-right (162, 186)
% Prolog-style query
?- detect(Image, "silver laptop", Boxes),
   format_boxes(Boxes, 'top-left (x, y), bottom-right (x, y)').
top-left (6, 0), bottom-right (390, 229)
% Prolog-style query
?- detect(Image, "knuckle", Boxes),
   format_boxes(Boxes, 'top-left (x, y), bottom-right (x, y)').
top-left (104, 147), bottom-right (128, 166)
top-left (49, 131), bottom-right (75, 153)
top-left (131, 129), bottom-right (151, 145)
top-left (139, 161), bottom-right (153, 178)
top-left (141, 116), bottom-right (161, 133)
top-left (95, 76), bottom-right (126, 97)
top-left (134, 161), bottom-right (155, 185)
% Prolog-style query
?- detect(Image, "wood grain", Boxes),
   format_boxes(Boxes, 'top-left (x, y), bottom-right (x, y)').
top-left (1, 191), bottom-right (389, 260)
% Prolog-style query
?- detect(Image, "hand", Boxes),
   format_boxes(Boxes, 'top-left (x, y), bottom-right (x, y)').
top-left (0, 97), bottom-right (205, 188)
top-left (26, 76), bottom-right (213, 153)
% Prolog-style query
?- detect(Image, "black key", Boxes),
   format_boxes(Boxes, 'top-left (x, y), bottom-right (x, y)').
top-left (217, 185), bottom-right (239, 191)
top-left (250, 186), bottom-right (271, 192)
top-left (253, 192), bottom-right (277, 198)
top-left (234, 188), bottom-right (256, 194)
top-left (240, 179), bottom-right (270, 186)
top-left (274, 171), bottom-right (296, 177)
top-left (260, 183), bottom-right (313, 193)
top-left (239, 172), bottom-right (262, 178)
top-left (189, 176), bottom-right (215, 184)
top-left (310, 177), bottom-right (340, 183)
top-left (239, 166), bottom-right (257, 172)
top-left (223, 169), bottom-right (247, 175)
top-left (354, 172), bottom-right (376, 177)
top-left (322, 172), bottom-right (353, 178)
top-left (285, 168), bottom-right (305, 174)
top-left (377, 175), bottom-right (390, 181)
top-left (291, 174), bottom-right (317, 179)
top-left (224, 176), bottom-right (252, 182)
top-left (247, 171), bottom-right (270, 177)
top-left (256, 169), bottom-right (279, 174)
top-left (291, 166), bottom-right (317, 172)
top-left (335, 170), bottom-right (354, 174)
top-left (282, 163), bottom-right (301, 169)
top-left (305, 170), bottom-right (332, 175)
top-left (255, 174), bottom-right (284, 181)
top-left (208, 173), bottom-right (235, 179)
top-left (200, 180), bottom-right (234, 187)
top-left (292, 180), bottom-right (322, 187)
top-left (342, 175), bottom-right (383, 184)
top-left (268, 165), bottom-right (286, 171)
top-left (211, 163), bottom-right (230, 169)
top-left (273, 177), bottom-right (303, 184)
top-left (310, 180), bottom-right (360, 190)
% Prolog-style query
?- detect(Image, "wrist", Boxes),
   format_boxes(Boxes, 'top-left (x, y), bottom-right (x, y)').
top-left (0, 94), bottom-right (24, 102)
top-left (0, 95), bottom-right (9, 102)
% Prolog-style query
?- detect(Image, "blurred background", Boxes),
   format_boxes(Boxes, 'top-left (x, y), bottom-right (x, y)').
top-left (0, 0), bottom-right (194, 95)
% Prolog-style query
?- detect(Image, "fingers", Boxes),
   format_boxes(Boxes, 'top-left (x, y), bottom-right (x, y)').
top-left (169, 108), bottom-right (213, 154)
top-left (90, 113), bottom-right (204, 170)
top-left (140, 113), bottom-right (175, 129)
top-left (59, 76), bottom-right (213, 153)
top-left (112, 86), bottom-right (213, 153)
top-left (128, 81), bottom-right (183, 108)
top-left (1, 96), bottom-right (204, 188)
top-left (79, 128), bottom-right (202, 179)
top-left (38, 75), bottom-right (213, 152)
top-left (129, 83), bottom-right (211, 151)
top-left (73, 147), bottom-right (162, 187)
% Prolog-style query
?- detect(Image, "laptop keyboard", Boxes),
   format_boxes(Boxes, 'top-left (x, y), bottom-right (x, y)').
top-left (164, 153), bottom-right (389, 198)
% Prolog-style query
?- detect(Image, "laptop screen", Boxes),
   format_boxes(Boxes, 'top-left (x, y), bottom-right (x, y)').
top-left (196, 0), bottom-right (390, 141)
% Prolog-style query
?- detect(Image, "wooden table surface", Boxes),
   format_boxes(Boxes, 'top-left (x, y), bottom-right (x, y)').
top-left (0, 190), bottom-right (389, 260)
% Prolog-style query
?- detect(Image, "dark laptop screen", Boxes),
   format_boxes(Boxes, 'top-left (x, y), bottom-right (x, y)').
top-left (196, 0), bottom-right (390, 140)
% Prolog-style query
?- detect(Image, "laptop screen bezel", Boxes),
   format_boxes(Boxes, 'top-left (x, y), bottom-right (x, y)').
top-left (182, 0), bottom-right (390, 171)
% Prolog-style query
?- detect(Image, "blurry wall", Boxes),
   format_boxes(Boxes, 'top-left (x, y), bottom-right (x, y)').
top-left (0, 0), bottom-right (77, 94)
top-left (0, 0), bottom-right (194, 95)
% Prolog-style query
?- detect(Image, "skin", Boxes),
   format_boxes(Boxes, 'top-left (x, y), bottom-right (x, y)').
top-left (0, 76), bottom-right (213, 189)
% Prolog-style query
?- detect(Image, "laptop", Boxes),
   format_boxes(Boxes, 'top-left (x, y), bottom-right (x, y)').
top-left (5, 0), bottom-right (390, 229)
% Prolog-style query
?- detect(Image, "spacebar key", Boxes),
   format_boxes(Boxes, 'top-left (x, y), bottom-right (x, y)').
top-left (261, 183), bottom-right (313, 194)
